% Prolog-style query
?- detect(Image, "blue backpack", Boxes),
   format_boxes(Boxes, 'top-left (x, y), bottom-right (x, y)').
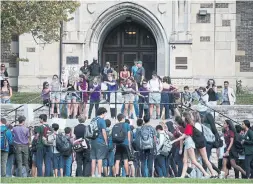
top-left (1, 127), bottom-right (9, 150)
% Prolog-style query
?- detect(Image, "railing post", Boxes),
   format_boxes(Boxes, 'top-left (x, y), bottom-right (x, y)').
top-left (14, 109), bottom-right (17, 124)
top-left (115, 91), bottom-right (117, 118)
top-left (180, 92), bottom-right (183, 117)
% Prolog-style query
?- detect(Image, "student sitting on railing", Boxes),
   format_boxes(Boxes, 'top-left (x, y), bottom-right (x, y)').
top-left (66, 79), bottom-right (78, 119)
top-left (41, 82), bottom-right (50, 105)
top-left (88, 77), bottom-right (101, 119)
top-left (0, 79), bottom-right (12, 104)
top-left (77, 75), bottom-right (89, 118)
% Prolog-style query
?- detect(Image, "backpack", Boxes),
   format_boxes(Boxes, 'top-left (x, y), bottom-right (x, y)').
top-left (192, 127), bottom-right (205, 149)
top-left (41, 124), bottom-right (53, 146)
top-left (213, 133), bottom-right (224, 148)
top-left (56, 133), bottom-right (72, 157)
top-left (85, 117), bottom-right (99, 140)
top-left (201, 124), bottom-right (215, 143)
top-left (1, 128), bottom-right (9, 150)
top-left (159, 133), bottom-right (172, 156)
top-left (112, 123), bottom-right (125, 144)
top-left (73, 139), bottom-right (88, 153)
top-left (139, 126), bottom-right (154, 150)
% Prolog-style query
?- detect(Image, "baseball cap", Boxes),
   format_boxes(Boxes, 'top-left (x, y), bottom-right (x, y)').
top-left (137, 61), bottom-right (142, 64)
top-left (1, 64), bottom-right (5, 67)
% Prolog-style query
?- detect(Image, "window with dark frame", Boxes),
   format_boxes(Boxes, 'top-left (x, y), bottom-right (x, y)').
top-left (175, 57), bottom-right (188, 70)
top-left (196, 14), bottom-right (211, 23)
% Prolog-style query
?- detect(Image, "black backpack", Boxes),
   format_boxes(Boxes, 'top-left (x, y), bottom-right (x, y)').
top-left (56, 133), bottom-right (72, 157)
top-left (192, 127), bottom-right (205, 149)
top-left (112, 123), bottom-right (125, 144)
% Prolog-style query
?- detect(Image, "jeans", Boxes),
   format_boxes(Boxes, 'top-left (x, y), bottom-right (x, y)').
top-left (160, 92), bottom-right (170, 119)
top-left (88, 99), bottom-right (99, 118)
top-left (138, 96), bottom-right (149, 118)
top-left (76, 151), bottom-right (91, 177)
top-left (36, 146), bottom-right (52, 177)
top-left (155, 155), bottom-right (167, 177)
top-left (245, 154), bottom-right (253, 178)
top-left (14, 144), bottom-right (29, 177)
top-left (140, 149), bottom-right (154, 177)
top-left (166, 153), bottom-right (178, 177)
top-left (64, 155), bottom-right (72, 177)
top-left (6, 154), bottom-right (14, 177)
top-left (1, 151), bottom-right (9, 177)
top-left (1, 98), bottom-right (11, 104)
top-left (174, 147), bottom-right (183, 177)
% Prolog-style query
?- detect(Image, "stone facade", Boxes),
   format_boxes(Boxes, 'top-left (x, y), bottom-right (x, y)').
top-left (2, 1), bottom-right (253, 91)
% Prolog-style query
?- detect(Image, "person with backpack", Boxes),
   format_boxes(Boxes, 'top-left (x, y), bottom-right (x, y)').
top-left (1, 118), bottom-right (13, 177)
top-left (241, 120), bottom-right (253, 179)
top-left (170, 112), bottom-right (210, 178)
top-left (12, 116), bottom-right (30, 177)
top-left (138, 115), bottom-right (156, 177)
top-left (155, 125), bottom-right (168, 177)
top-left (103, 119), bottom-right (115, 177)
top-left (191, 112), bottom-right (218, 178)
top-left (112, 114), bottom-right (131, 177)
top-left (35, 114), bottom-right (53, 177)
top-left (63, 127), bottom-right (74, 177)
top-left (48, 123), bottom-right (63, 177)
top-left (90, 107), bottom-right (108, 177)
top-left (74, 117), bottom-right (91, 177)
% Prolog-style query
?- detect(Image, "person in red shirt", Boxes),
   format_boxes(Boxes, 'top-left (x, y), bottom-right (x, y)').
top-left (171, 112), bottom-right (210, 178)
top-left (222, 119), bottom-right (246, 178)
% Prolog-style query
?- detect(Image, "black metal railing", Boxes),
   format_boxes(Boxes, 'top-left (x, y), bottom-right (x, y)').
top-left (3, 90), bottom-right (240, 126)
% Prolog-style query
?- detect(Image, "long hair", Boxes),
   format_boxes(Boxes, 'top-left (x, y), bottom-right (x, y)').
top-left (205, 113), bottom-right (219, 136)
top-left (207, 79), bottom-right (216, 87)
top-left (1, 79), bottom-right (10, 90)
top-left (192, 111), bottom-right (201, 123)
top-left (182, 112), bottom-right (193, 125)
top-left (225, 119), bottom-right (236, 133)
top-left (175, 116), bottom-right (186, 128)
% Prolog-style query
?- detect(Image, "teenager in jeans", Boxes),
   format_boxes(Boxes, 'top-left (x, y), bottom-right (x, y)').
top-left (35, 114), bottom-right (52, 177)
top-left (12, 116), bottom-right (30, 177)
top-left (48, 123), bottom-right (63, 177)
top-left (140, 115), bottom-right (156, 177)
top-left (0, 118), bottom-right (13, 177)
top-left (155, 125), bottom-right (167, 177)
top-left (171, 112), bottom-right (210, 178)
top-left (63, 127), bottom-right (73, 177)
top-left (241, 120), bottom-right (253, 179)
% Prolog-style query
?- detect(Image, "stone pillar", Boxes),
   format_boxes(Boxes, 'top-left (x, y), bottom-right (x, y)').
top-left (24, 104), bottom-right (34, 125)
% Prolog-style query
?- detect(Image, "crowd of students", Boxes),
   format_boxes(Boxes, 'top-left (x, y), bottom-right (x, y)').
top-left (1, 107), bottom-right (253, 179)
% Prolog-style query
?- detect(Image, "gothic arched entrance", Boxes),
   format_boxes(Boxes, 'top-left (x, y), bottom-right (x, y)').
top-left (101, 21), bottom-right (157, 80)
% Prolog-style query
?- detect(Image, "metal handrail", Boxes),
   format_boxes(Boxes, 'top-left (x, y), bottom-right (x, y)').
top-left (182, 92), bottom-right (239, 125)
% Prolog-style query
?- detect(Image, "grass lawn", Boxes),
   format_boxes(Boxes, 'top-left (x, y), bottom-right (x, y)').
top-left (10, 92), bottom-right (253, 105)
top-left (1, 177), bottom-right (252, 183)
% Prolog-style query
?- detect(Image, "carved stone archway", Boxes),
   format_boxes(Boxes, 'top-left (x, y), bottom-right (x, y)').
top-left (86, 2), bottom-right (169, 76)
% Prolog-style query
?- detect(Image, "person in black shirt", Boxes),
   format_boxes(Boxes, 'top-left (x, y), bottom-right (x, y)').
top-left (89, 58), bottom-right (101, 79)
top-left (206, 79), bottom-right (218, 106)
top-left (74, 117), bottom-right (91, 177)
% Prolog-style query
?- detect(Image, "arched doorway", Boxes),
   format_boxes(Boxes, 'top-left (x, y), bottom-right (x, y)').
top-left (101, 22), bottom-right (157, 80)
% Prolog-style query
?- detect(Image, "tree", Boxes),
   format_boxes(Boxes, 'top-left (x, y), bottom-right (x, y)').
top-left (1, 1), bottom-right (80, 44)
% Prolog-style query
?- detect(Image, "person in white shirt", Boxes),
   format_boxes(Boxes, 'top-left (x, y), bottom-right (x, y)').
top-left (197, 87), bottom-right (209, 117)
top-left (147, 71), bottom-right (163, 119)
top-left (155, 125), bottom-right (167, 177)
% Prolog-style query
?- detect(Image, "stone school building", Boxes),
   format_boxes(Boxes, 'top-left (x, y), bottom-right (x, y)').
top-left (2, 0), bottom-right (253, 91)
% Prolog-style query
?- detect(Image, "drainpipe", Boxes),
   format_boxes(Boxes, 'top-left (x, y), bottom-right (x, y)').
top-left (59, 21), bottom-right (63, 82)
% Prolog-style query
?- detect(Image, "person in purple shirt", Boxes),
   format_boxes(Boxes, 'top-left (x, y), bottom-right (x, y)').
top-left (138, 80), bottom-right (149, 118)
top-left (88, 77), bottom-right (101, 119)
top-left (12, 116), bottom-right (30, 177)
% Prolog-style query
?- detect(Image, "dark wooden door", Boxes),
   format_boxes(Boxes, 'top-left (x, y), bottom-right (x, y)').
top-left (102, 22), bottom-right (157, 80)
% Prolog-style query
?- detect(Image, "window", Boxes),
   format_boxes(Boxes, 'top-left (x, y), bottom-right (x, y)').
top-left (123, 25), bottom-right (137, 46)
top-left (200, 36), bottom-right (211, 42)
top-left (141, 30), bottom-right (156, 46)
top-left (104, 30), bottom-right (119, 47)
top-left (200, 3), bottom-right (213, 8)
top-left (222, 20), bottom-right (231, 27)
top-left (175, 57), bottom-right (187, 70)
top-left (196, 14), bottom-right (211, 23)
top-left (215, 3), bottom-right (229, 8)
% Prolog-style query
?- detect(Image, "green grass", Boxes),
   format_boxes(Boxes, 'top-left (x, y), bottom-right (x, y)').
top-left (10, 92), bottom-right (253, 105)
top-left (1, 177), bottom-right (252, 183)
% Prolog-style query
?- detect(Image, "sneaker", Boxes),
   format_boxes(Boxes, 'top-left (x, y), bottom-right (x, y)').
top-left (219, 171), bottom-right (225, 179)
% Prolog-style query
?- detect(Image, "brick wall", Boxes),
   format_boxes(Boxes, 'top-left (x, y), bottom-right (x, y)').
top-left (236, 1), bottom-right (253, 72)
